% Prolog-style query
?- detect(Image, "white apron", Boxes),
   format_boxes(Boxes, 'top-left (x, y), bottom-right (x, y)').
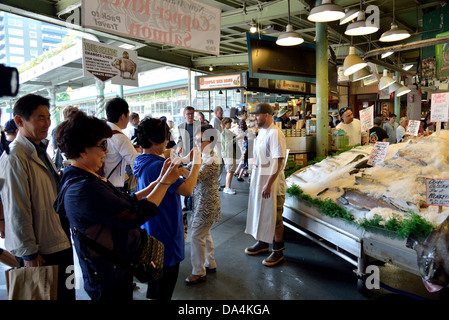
top-left (245, 127), bottom-right (283, 244)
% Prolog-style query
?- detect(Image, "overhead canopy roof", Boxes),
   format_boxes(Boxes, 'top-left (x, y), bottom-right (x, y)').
top-left (0, 0), bottom-right (446, 102)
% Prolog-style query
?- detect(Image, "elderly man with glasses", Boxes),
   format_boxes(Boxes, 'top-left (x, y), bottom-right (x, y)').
top-left (335, 106), bottom-right (362, 147)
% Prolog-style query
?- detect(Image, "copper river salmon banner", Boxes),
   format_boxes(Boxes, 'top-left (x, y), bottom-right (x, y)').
top-left (82, 0), bottom-right (221, 55)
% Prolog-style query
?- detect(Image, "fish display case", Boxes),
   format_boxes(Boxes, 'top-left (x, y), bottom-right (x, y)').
top-left (283, 131), bottom-right (449, 293)
top-left (282, 195), bottom-right (420, 292)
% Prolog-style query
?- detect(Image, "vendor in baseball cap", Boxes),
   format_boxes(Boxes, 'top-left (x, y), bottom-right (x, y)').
top-left (338, 106), bottom-right (352, 118)
top-left (4, 118), bottom-right (18, 133)
top-left (250, 103), bottom-right (274, 115)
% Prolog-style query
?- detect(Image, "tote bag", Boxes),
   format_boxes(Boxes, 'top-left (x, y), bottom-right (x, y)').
top-left (5, 265), bottom-right (58, 300)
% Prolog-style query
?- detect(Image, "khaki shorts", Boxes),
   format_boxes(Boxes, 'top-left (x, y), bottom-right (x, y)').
top-left (223, 158), bottom-right (236, 173)
top-left (276, 195), bottom-right (285, 228)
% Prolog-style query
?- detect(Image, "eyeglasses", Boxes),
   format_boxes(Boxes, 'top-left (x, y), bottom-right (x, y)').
top-left (95, 140), bottom-right (108, 152)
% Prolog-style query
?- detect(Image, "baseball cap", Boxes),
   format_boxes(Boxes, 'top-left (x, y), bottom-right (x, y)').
top-left (4, 119), bottom-right (17, 133)
top-left (374, 117), bottom-right (382, 125)
top-left (250, 103), bottom-right (274, 115)
top-left (339, 107), bottom-right (352, 118)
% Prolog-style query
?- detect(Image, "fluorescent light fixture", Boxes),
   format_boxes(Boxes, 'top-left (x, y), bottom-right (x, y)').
top-left (379, 22), bottom-right (411, 42)
top-left (378, 69), bottom-right (395, 90)
top-left (343, 46), bottom-right (367, 76)
top-left (396, 81), bottom-right (411, 96)
top-left (308, 0), bottom-right (345, 23)
top-left (381, 51), bottom-right (394, 59)
top-left (345, 11), bottom-right (379, 36)
top-left (340, 8), bottom-right (359, 25)
top-left (277, 0), bottom-right (304, 46)
top-left (403, 64), bottom-right (413, 71)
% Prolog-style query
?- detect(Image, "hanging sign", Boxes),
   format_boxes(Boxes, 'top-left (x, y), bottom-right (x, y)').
top-left (82, 0), bottom-right (221, 55)
top-left (406, 119), bottom-right (421, 136)
top-left (430, 93), bottom-right (449, 123)
top-left (367, 141), bottom-right (389, 166)
top-left (82, 38), bottom-right (139, 86)
top-left (197, 73), bottom-right (243, 90)
top-left (426, 179), bottom-right (449, 207)
top-left (360, 105), bottom-right (374, 132)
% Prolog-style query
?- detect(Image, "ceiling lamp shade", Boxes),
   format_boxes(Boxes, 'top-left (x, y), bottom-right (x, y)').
top-left (379, 0), bottom-right (410, 42)
top-left (379, 22), bottom-right (410, 42)
top-left (276, 24), bottom-right (304, 46)
top-left (250, 19), bottom-right (257, 33)
top-left (308, 0), bottom-right (345, 23)
top-left (345, 11), bottom-right (379, 36)
top-left (277, 0), bottom-right (304, 46)
top-left (340, 8), bottom-right (359, 25)
top-left (351, 67), bottom-right (371, 82)
top-left (396, 81), bottom-right (411, 97)
top-left (343, 46), bottom-right (367, 76)
top-left (378, 69), bottom-right (395, 90)
top-left (388, 81), bottom-right (402, 94)
top-left (381, 51), bottom-right (394, 59)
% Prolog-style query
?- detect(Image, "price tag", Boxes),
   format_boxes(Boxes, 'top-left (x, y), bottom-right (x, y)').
top-left (426, 179), bottom-right (449, 207)
top-left (367, 141), bottom-right (389, 167)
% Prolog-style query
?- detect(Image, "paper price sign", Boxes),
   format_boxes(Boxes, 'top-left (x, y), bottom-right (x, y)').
top-left (406, 120), bottom-right (421, 136)
top-left (360, 105), bottom-right (374, 132)
top-left (367, 141), bottom-right (389, 166)
top-left (431, 93), bottom-right (449, 123)
top-left (426, 179), bottom-right (449, 207)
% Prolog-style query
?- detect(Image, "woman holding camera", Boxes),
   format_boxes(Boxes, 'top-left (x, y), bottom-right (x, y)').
top-left (54, 111), bottom-right (182, 301)
top-left (133, 117), bottom-right (201, 300)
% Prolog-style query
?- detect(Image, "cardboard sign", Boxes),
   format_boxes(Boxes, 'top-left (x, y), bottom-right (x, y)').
top-left (430, 93), bottom-right (449, 123)
top-left (82, 39), bottom-right (139, 86)
top-left (82, 0), bottom-right (221, 56)
top-left (367, 141), bottom-right (389, 166)
top-left (426, 179), bottom-right (449, 207)
top-left (406, 119), bottom-right (421, 136)
top-left (360, 105), bottom-right (374, 132)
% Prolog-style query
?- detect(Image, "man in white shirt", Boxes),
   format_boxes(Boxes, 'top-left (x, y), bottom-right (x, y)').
top-left (103, 97), bottom-right (140, 188)
top-left (396, 117), bottom-right (408, 143)
top-left (210, 106), bottom-right (223, 133)
top-left (245, 103), bottom-right (287, 267)
top-left (336, 107), bottom-right (362, 146)
top-left (126, 112), bottom-right (140, 144)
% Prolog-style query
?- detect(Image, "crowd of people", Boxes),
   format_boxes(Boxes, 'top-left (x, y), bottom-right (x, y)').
top-left (0, 95), bottom-right (288, 301)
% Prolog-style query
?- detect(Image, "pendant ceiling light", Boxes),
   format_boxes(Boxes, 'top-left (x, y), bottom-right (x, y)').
top-left (343, 46), bottom-right (367, 76)
top-left (379, 0), bottom-right (410, 42)
top-left (276, 0), bottom-right (304, 46)
top-left (378, 69), bottom-right (395, 90)
top-left (345, 10), bottom-right (379, 36)
top-left (381, 51), bottom-right (394, 59)
top-left (396, 81), bottom-right (411, 97)
top-left (308, 0), bottom-right (345, 23)
top-left (250, 19), bottom-right (257, 33)
top-left (388, 80), bottom-right (402, 94)
top-left (340, 8), bottom-right (359, 25)
top-left (350, 67), bottom-right (371, 82)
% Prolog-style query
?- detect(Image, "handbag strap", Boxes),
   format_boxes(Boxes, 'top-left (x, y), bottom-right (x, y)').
top-left (71, 227), bottom-right (132, 270)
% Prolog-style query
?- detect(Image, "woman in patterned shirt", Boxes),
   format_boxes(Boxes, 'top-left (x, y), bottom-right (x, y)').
top-left (185, 124), bottom-right (222, 285)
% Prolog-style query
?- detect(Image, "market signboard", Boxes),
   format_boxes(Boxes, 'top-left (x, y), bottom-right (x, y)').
top-left (430, 93), bottom-right (449, 123)
top-left (426, 179), bottom-right (449, 207)
top-left (82, 38), bottom-right (139, 86)
top-left (406, 119), bottom-right (421, 136)
top-left (82, 0), bottom-right (221, 55)
top-left (360, 105), bottom-right (374, 132)
top-left (197, 73), bottom-right (243, 90)
top-left (367, 141), bottom-right (389, 167)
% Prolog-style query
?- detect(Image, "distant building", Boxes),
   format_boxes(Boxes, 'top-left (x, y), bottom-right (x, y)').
top-left (0, 11), bottom-right (69, 68)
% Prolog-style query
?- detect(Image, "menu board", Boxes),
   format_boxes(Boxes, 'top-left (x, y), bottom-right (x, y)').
top-left (367, 141), bottom-right (389, 166)
top-left (426, 179), bottom-right (449, 207)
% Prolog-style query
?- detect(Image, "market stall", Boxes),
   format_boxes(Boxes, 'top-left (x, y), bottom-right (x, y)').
top-left (283, 130), bottom-right (449, 292)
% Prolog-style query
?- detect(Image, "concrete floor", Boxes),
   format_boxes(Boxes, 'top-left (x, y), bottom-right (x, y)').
top-left (0, 174), bottom-right (446, 301)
